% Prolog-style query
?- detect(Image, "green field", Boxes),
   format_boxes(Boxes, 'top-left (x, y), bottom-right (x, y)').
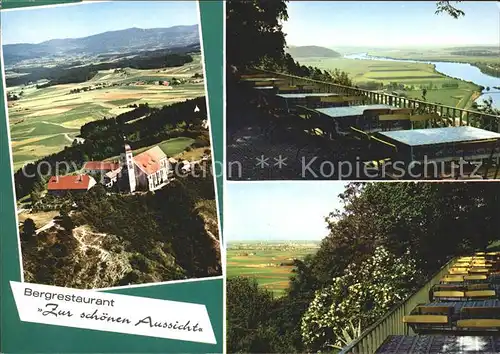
top-left (365, 47), bottom-right (500, 66)
top-left (227, 242), bottom-right (319, 296)
top-left (8, 55), bottom-right (205, 171)
top-left (298, 57), bottom-right (482, 109)
top-left (103, 137), bottom-right (196, 162)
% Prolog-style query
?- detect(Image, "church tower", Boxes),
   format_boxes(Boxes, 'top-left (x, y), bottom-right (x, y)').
top-left (121, 140), bottom-right (136, 193)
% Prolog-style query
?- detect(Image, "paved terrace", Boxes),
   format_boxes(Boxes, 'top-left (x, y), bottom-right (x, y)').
top-left (226, 70), bottom-right (500, 181)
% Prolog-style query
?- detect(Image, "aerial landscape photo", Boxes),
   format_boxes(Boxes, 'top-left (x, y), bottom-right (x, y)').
top-left (3, 1), bottom-right (221, 288)
top-left (226, 181), bottom-right (500, 354)
top-left (226, 1), bottom-right (500, 181)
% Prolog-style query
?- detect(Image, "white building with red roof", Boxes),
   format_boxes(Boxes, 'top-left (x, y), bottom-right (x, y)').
top-left (120, 143), bottom-right (170, 192)
top-left (82, 161), bottom-right (120, 174)
top-left (47, 175), bottom-right (97, 196)
top-left (76, 143), bottom-right (170, 194)
top-left (82, 161), bottom-right (121, 183)
top-left (103, 167), bottom-right (122, 188)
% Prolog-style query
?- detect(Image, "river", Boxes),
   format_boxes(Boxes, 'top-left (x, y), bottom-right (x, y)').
top-left (344, 53), bottom-right (500, 109)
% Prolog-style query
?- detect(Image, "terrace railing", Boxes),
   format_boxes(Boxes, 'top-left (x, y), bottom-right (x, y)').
top-left (253, 69), bottom-right (500, 132)
top-left (337, 257), bottom-right (456, 354)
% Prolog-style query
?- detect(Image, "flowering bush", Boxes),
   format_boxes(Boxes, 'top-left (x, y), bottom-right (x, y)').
top-left (300, 246), bottom-right (420, 352)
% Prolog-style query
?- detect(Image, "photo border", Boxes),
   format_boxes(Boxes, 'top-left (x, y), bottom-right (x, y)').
top-left (2, 0), bottom-right (222, 288)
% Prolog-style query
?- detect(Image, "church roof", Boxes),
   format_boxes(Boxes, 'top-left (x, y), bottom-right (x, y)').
top-left (133, 146), bottom-right (167, 175)
top-left (105, 167), bottom-right (122, 179)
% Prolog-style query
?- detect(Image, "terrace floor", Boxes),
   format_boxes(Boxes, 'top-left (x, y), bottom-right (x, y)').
top-left (376, 335), bottom-right (500, 353)
top-left (226, 78), bottom-right (500, 181)
top-left (226, 87), bottom-right (384, 180)
top-left (227, 125), bottom-right (344, 180)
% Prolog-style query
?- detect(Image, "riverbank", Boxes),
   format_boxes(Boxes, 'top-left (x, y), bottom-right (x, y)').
top-left (474, 63), bottom-right (500, 79)
top-left (413, 62), bottom-right (482, 110)
top-left (466, 91), bottom-right (483, 109)
top-left (427, 62), bottom-right (483, 91)
top-left (343, 53), bottom-right (500, 109)
top-left (367, 54), bottom-right (500, 79)
top-left (362, 47), bottom-right (500, 78)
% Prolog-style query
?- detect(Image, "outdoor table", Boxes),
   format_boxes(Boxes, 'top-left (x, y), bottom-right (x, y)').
top-left (315, 104), bottom-right (395, 119)
top-left (428, 300), bottom-right (500, 315)
top-left (254, 86), bottom-right (275, 90)
top-left (275, 93), bottom-right (340, 112)
top-left (314, 104), bottom-right (397, 133)
top-left (241, 77), bottom-right (285, 86)
top-left (377, 126), bottom-right (500, 164)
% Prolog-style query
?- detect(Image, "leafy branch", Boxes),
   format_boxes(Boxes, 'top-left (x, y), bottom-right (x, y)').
top-left (435, 1), bottom-right (465, 18)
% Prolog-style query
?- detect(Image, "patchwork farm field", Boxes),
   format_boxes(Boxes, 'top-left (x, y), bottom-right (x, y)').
top-left (103, 136), bottom-right (209, 163)
top-left (366, 47), bottom-right (500, 66)
top-left (227, 242), bottom-right (319, 296)
top-left (8, 55), bottom-right (205, 171)
top-left (297, 57), bottom-right (481, 109)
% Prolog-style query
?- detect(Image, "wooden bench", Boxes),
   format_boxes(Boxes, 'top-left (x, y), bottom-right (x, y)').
top-left (461, 306), bottom-right (500, 320)
top-left (465, 290), bottom-right (496, 299)
top-left (467, 283), bottom-right (491, 290)
top-left (464, 274), bottom-right (488, 281)
top-left (403, 315), bottom-right (449, 324)
top-left (457, 319), bottom-right (500, 329)
top-left (410, 114), bottom-right (437, 129)
top-left (414, 305), bottom-right (454, 316)
top-left (441, 275), bottom-right (464, 283)
top-left (432, 290), bottom-right (465, 300)
top-left (469, 268), bottom-right (490, 274)
top-left (342, 96), bottom-right (367, 105)
top-left (403, 314), bottom-right (450, 333)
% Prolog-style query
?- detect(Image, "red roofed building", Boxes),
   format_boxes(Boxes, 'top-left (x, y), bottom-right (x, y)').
top-left (47, 175), bottom-right (97, 196)
top-left (82, 161), bottom-right (120, 184)
top-left (80, 143), bottom-right (171, 193)
top-left (83, 161), bottom-right (120, 173)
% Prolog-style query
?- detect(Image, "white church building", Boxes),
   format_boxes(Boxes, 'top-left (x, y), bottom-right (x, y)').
top-left (120, 143), bottom-right (170, 192)
top-left (85, 142), bottom-right (171, 193)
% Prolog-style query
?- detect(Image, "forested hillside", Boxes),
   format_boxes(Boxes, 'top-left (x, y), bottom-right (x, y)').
top-left (286, 45), bottom-right (341, 58)
top-left (7, 47), bottom-right (197, 87)
top-left (22, 164), bottom-right (220, 288)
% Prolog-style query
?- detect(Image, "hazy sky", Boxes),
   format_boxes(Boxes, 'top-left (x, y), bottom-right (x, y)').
top-left (225, 182), bottom-right (347, 242)
top-left (283, 1), bottom-right (500, 48)
top-left (1, 1), bottom-right (199, 45)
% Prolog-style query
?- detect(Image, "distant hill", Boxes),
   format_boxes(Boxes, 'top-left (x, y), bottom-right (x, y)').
top-left (3, 25), bottom-right (200, 65)
top-left (286, 45), bottom-right (341, 58)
